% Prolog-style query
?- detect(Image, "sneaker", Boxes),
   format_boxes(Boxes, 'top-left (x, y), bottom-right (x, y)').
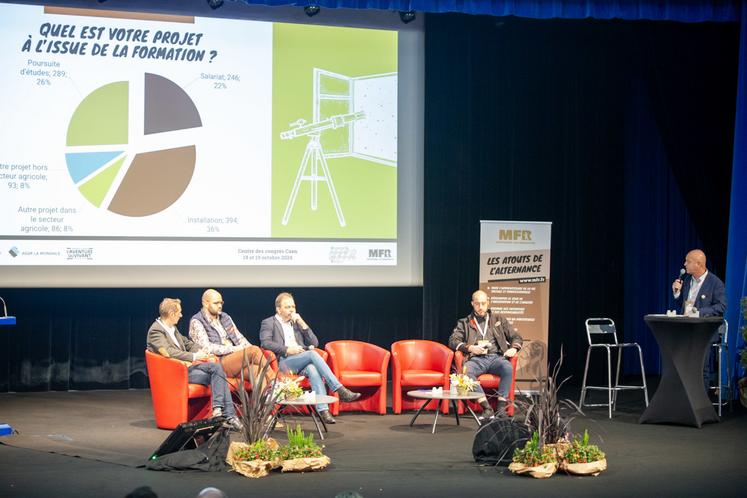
top-left (335, 387), bottom-right (362, 403)
top-left (479, 406), bottom-right (495, 420)
top-left (319, 410), bottom-right (336, 424)
top-left (225, 416), bottom-right (243, 432)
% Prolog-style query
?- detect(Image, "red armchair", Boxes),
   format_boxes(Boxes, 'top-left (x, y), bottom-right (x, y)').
top-left (145, 349), bottom-right (213, 429)
top-left (454, 351), bottom-right (518, 416)
top-left (325, 340), bottom-right (390, 415)
top-left (391, 340), bottom-right (453, 414)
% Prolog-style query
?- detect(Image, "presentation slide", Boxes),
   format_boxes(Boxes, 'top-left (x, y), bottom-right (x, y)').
top-left (0, 2), bottom-right (416, 285)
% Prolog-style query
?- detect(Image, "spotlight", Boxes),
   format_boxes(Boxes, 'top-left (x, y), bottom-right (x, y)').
top-left (304, 5), bottom-right (321, 17)
top-left (399, 10), bottom-right (416, 24)
top-left (207, 0), bottom-right (223, 9)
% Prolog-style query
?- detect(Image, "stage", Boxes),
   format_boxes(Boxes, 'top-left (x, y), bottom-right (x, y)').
top-left (0, 387), bottom-right (745, 497)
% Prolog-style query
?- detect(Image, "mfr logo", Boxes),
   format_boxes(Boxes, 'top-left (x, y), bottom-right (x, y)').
top-left (368, 249), bottom-right (392, 259)
top-left (498, 229), bottom-right (532, 241)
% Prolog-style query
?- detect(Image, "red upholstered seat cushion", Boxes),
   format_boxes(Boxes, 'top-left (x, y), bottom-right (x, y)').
top-left (477, 374), bottom-right (501, 388)
top-left (339, 371), bottom-right (383, 385)
top-left (400, 370), bottom-right (446, 385)
top-left (187, 384), bottom-right (211, 397)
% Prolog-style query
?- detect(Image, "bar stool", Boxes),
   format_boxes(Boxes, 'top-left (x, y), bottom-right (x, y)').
top-left (710, 320), bottom-right (731, 416)
top-left (579, 317), bottom-right (649, 418)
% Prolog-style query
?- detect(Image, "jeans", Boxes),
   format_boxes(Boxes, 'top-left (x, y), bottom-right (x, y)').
top-left (279, 350), bottom-right (342, 412)
top-left (188, 361), bottom-right (236, 418)
top-left (464, 354), bottom-right (513, 398)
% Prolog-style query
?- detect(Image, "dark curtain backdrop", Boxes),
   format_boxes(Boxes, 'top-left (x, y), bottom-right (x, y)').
top-left (423, 14), bottom-right (737, 383)
top-left (0, 11), bottom-right (739, 392)
top-left (0, 287), bottom-right (421, 391)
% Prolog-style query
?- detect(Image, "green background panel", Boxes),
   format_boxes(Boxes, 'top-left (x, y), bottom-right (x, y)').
top-left (272, 23), bottom-right (397, 239)
top-left (78, 155), bottom-right (125, 207)
top-left (67, 82), bottom-right (129, 146)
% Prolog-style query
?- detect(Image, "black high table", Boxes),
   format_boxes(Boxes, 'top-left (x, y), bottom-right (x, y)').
top-left (639, 315), bottom-right (722, 428)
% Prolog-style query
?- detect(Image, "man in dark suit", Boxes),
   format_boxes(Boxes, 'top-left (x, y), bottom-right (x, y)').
top-left (671, 249), bottom-right (727, 391)
top-left (259, 292), bottom-right (360, 424)
top-left (671, 249), bottom-right (726, 317)
top-left (146, 297), bottom-right (241, 430)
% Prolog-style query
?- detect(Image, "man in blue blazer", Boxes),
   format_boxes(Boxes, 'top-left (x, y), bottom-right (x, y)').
top-left (259, 292), bottom-right (360, 424)
top-left (671, 249), bottom-right (726, 317)
top-left (671, 249), bottom-right (727, 391)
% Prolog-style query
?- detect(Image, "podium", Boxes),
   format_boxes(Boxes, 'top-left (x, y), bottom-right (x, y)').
top-left (639, 315), bottom-right (721, 428)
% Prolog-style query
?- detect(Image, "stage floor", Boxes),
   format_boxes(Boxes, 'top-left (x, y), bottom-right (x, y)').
top-left (0, 389), bottom-right (745, 497)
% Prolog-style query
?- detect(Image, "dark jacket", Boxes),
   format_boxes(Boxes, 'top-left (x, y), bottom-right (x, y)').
top-left (259, 316), bottom-right (319, 359)
top-left (448, 312), bottom-right (523, 361)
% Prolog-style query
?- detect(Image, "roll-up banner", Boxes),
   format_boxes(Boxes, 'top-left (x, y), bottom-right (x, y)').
top-left (479, 221), bottom-right (551, 391)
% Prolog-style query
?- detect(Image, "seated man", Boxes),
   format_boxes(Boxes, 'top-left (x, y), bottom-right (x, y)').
top-left (448, 290), bottom-right (523, 419)
top-left (259, 292), bottom-right (361, 425)
top-left (146, 297), bottom-right (241, 430)
top-left (189, 289), bottom-right (274, 389)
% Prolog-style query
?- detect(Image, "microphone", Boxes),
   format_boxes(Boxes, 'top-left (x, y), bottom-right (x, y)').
top-left (677, 268), bottom-right (686, 282)
top-left (0, 296), bottom-right (7, 317)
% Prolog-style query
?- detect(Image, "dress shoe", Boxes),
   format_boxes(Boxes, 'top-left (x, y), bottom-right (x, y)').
top-left (318, 410), bottom-right (336, 424)
top-left (335, 387), bottom-right (362, 403)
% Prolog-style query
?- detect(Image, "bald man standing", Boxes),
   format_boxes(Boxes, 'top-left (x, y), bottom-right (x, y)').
top-left (671, 249), bottom-right (726, 317)
top-left (189, 289), bottom-right (274, 388)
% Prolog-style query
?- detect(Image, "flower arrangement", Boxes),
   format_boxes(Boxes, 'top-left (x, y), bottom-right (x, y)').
top-left (279, 424), bottom-right (324, 460)
top-left (273, 375), bottom-right (306, 402)
top-left (511, 431), bottom-right (557, 467)
top-left (562, 430), bottom-right (605, 464)
top-left (449, 372), bottom-right (480, 394)
top-left (232, 438), bottom-right (281, 462)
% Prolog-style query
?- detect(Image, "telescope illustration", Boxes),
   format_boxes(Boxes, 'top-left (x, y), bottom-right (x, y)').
top-left (280, 111), bottom-right (365, 227)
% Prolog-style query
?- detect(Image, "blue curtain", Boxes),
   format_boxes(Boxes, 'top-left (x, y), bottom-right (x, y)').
top-left (725, 5), bottom-right (747, 387)
top-left (238, 0), bottom-right (740, 21)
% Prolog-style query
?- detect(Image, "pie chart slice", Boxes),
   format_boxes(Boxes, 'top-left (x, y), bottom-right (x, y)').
top-left (108, 146), bottom-right (196, 217)
top-left (65, 74), bottom-right (201, 217)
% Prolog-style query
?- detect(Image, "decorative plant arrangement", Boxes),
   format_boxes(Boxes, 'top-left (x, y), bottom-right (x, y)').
top-left (227, 424), bottom-right (330, 477)
top-left (278, 423), bottom-right (330, 473)
top-left (508, 431), bottom-right (558, 478)
top-left (226, 353), bottom-right (330, 478)
top-left (273, 375), bottom-right (306, 402)
top-left (558, 429), bottom-right (607, 476)
top-left (508, 349), bottom-right (606, 478)
top-left (449, 371), bottom-right (480, 395)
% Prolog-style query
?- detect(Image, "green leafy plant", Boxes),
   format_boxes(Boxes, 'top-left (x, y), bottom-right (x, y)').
top-left (279, 424), bottom-right (324, 459)
top-left (562, 430), bottom-right (605, 464)
top-left (232, 438), bottom-right (279, 462)
top-left (514, 347), bottom-right (582, 446)
top-left (235, 351), bottom-right (281, 444)
top-left (512, 431), bottom-right (557, 466)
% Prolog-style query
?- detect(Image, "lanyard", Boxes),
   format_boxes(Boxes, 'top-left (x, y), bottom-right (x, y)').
top-left (472, 316), bottom-right (488, 339)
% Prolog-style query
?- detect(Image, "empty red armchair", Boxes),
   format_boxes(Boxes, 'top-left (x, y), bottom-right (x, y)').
top-left (392, 340), bottom-right (454, 414)
top-left (145, 349), bottom-right (213, 429)
top-left (454, 351), bottom-right (518, 416)
top-left (325, 340), bottom-right (390, 415)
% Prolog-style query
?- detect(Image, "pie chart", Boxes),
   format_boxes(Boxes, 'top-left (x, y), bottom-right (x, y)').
top-left (65, 73), bottom-right (202, 217)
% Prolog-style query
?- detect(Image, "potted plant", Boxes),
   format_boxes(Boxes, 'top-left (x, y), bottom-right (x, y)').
top-left (558, 429), bottom-right (607, 476)
top-left (226, 352), bottom-right (283, 478)
top-left (279, 424), bottom-right (331, 472)
top-left (226, 437), bottom-right (282, 478)
top-left (508, 431), bottom-right (558, 478)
